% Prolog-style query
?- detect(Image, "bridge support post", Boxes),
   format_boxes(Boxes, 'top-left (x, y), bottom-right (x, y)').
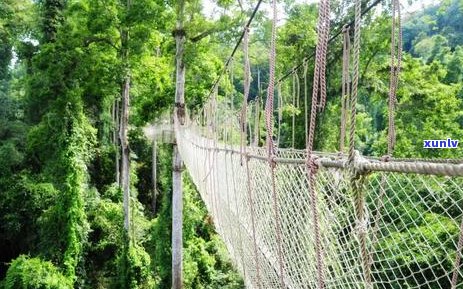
top-left (172, 143), bottom-right (183, 289)
top-left (172, 0), bottom-right (185, 287)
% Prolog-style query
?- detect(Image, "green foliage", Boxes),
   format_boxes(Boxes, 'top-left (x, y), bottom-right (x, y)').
top-left (3, 255), bottom-right (71, 289)
top-left (117, 243), bottom-right (155, 289)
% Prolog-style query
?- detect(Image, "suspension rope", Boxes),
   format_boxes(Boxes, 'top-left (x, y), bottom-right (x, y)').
top-left (277, 83), bottom-right (283, 147)
top-left (371, 0), bottom-right (404, 275)
top-left (387, 0), bottom-right (402, 156)
top-left (241, 27), bottom-right (251, 165)
top-left (348, 1), bottom-right (373, 287)
top-left (206, 0), bottom-right (264, 102)
top-left (264, 0), bottom-right (285, 285)
top-left (245, 155), bottom-right (262, 288)
top-left (303, 61), bottom-right (308, 146)
top-left (230, 58), bottom-right (235, 112)
top-left (340, 25), bottom-right (350, 153)
top-left (318, 0), bottom-right (330, 111)
top-left (292, 73), bottom-right (297, 148)
top-left (348, 0), bottom-right (361, 164)
top-left (254, 68), bottom-right (261, 147)
top-left (276, 0), bottom-right (383, 86)
top-left (306, 1), bottom-right (331, 288)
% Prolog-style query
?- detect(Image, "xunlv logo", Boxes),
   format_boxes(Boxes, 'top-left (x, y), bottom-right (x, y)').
top-left (423, 138), bottom-right (459, 148)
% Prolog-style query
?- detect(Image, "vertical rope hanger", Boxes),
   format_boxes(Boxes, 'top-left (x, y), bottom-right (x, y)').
top-left (348, 0), bottom-right (373, 288)
top-left (372, 0), bottom-right (404, 270)
top-left (264, 0), bottom-right (277, 157)
top-left (348, 0), bottom-right (361, 164)
top-left (340, 25), bottom-right (350, 153)
top-left (291, 72), bottom-right (300, 148)
top-left (264, 0), bottom-right (285, 285)
top-left (292, 73), bottom-right (297, 148)
top-left (387, 0), bottom-right (402, 156)
top-left (318, 0), bottom-right (330, 111)
top-left (277, 83), bottom-right (283, 147)
top-left (241, 27), bottom-right (251, 165)
top-left (230, 58), bottom-right (235, 112)
top-left (306, 0), bottom-right (330, 288)
top-left (253, 68), bottom-right (261, 147)
top-left (303, 61), bottom-right (309, 146)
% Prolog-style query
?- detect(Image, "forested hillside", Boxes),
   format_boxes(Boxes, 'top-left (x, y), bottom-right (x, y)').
top-left (1, 0), bottom-right (463, 288)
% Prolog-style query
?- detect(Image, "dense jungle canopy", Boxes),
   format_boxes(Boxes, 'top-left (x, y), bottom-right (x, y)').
top-left (0, 0), bottom-right (463, 288)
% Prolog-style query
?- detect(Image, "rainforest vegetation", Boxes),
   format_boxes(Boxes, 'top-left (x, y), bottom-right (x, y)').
top-left (0, 0), bottom-right (462, 288)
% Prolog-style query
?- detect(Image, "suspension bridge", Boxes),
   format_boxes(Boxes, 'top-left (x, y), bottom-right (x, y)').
top-left (162, 0), bottom-right (463, 288)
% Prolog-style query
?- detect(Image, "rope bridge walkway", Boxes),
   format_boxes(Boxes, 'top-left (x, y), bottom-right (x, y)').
top-left (169, 0), bottom-right (463, 288)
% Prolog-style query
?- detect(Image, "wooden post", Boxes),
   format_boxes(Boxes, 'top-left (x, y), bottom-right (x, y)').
top-left (172, 0), bottom-right (185, 288)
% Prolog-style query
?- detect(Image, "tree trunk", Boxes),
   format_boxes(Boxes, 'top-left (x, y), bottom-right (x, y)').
top-left (121, 75), bottom-right (130, 232)
top-left (119, 0), bottom-right (131, 234)
top-left (172, 0), bottom-right (185, 287)
top-left (114, 99), bottom-right (120, 185)
top-left (152, 138), bottom-right (157, 215)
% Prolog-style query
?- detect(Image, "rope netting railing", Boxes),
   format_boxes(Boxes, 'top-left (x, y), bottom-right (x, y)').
top-left (176, 118), bottom-right (463, 289)
top-left (171, 0), bottom-right (463, 288)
